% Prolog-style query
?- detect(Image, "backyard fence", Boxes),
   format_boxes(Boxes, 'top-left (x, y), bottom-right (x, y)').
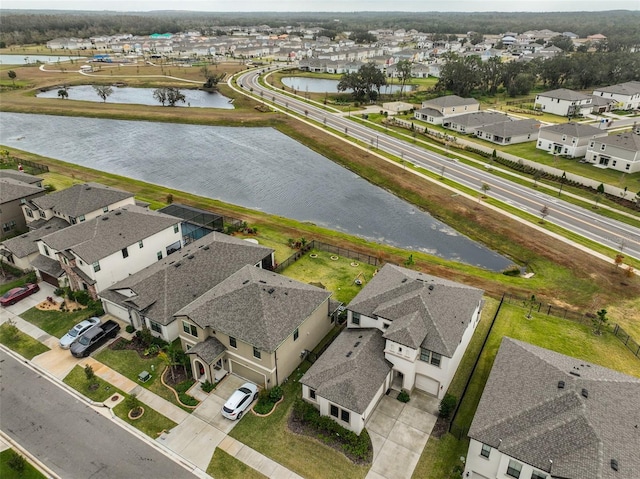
top-left (274, 240), bottom-right (381, 274)
top-left (2, 158), bottom-right (49, 175)
top-left (502, 292), bottom-right (593, 325)
top-left (612, 324), bottom-right (640, 358)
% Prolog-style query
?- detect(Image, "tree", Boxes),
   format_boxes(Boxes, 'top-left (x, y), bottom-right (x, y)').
top-left (539, 205), bottom-right (550, 223)
top-left (93, 84), bottom-right (113, 102)
top-left (159, 342), bottom-right (187, 383)
top-left (166, 87), bottom-right (186, 107)
top-left (338, 63), bottom-right (386, 102)
top-left (203, 72), bottom-right (225, 90)
top-left (533, 170), bottom-right (543, 187)
top-left (396, 60), bottom-right (412, 96)
top-left (153, 87), bottom-right (167, 106)
top-left (7, 70), bottom-right (16, 85)
top-left (481, 182), bottom-right (491, 198)
top-left (593, 308), bottom-right (608, 335)
top-left (436, 53), bottom-right (481, 97)
top-left (614, 254), bottom-right (624, 268)
top-left (57, 88), bottom-right (69, 99)
top-left (549, 35), bottom-right (575, 52)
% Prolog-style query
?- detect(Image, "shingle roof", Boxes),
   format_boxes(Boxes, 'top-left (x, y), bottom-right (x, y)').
top-left (0, 170), bottom-right (43, 185)
top-left (177, 265), bottom-right (331, 352)
top-left (31, 182), bottom-right (134, 217)
top-left (39, 205), bottom-right (179, 264)
top-left (415, 107), bottom-right (444, 118)
top-left (468, 338), bottom-right (640, 479)
top-left (596, 132), bottom-right (640, 151)
top-left (475, 118), bottom-right (541, 137)
top-left (449, 111), bottom-right (511, 128)
top-left (348, 264), bottom-right (483, 357)
top-left (186, 336), bottom-right (226, 364)
top-left (30, 254), bottom-right (64, 278)
top-left (0, 178), bottom-right (44, 204)
top-left (593, 81), bottom-right (640, 96)
top-left (539, 122), bottom-right (605, 138)
top-left (301, 328), bottom-right (392, 414)
top-left (537, 88), bottom-right (590, 101)
top-left (0, 219), bottom-right (68, 258)
top-left (424, 95), bottom-right (479, 108)
top-left (100, 233), bottom-right (274, 326)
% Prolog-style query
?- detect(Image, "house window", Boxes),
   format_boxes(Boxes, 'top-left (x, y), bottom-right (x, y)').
top-left (431, 352), bottom-right (442, 367)
top-left (70, 217), bottom-right (77, 225)
top-left (39, 210), bottom-right (46, 218)
top-left (229, 336), bottom-right (237, 348)
top-left (531, 472), bottom-right (547, 479)
top-left (537, 141), bottom-right (542, 147)
top-left (420, 348), bottom-right (442, 367)
top-left (182, 321), bottom-right (197, 337)
top-left (507, 459), bottom-right (523, 478)
top-left (561, 134), bottom-right (566, 141)
top-left (103, 206), bottom-right (109, 213)
top-left (2, 221), bottom-right (16, 233)
top-left (330, 404), bottom-right (339, 418)
top-left (612, 160), bottom-right (617, 167)
top-left (43, 245), bottom-right (50, 256)
top-left (626, 164), bottom-right (630, 170)
top-left (253, 346), bottom-right (261, 359)
top-left (600, 144), bottom-right (606, 151)
top-left (26, 208), bottom-right (33, 218)
top-left (122, 247), bottom-right (129, 258)
top-left (480, 444), bottom-right (491, 458)
top-left (157, 251), bottom-right (163, 261)
top-left (589, 141), bottom-right (595, 148)
top-left (293, 328), bottom-right (299, 341)
top-left (138, 240), bottom-right (144, 248)
top-left (352, 312), bottom-right (360, 325)
top-left (173, 224), bottom-right (179, 233)
top-left (79, 215), bottom-right (85, 222)
top-left (309, 388), bottom-right (316, 400)
top-left (150, 321), bottom-right (162, 333)
top-left (341, 409), bottom-right (350, 423)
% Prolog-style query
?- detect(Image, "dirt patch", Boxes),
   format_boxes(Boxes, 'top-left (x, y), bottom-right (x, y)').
top-left (36, 298), bottom-right (84, 311)
top-left (430, 416), bottom-right (450, 438)
top-left (162, 366), bottom-right (190, 389)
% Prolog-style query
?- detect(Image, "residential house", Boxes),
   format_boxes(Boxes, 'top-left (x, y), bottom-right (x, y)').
top-left (589, 94), bottom-right (618, 114)
top-left (414, 95), bottom-right (480, 125)
top-left (592, 81), bottom-right (640, 111)
top-left (0, 218), bottom-right (68, 271)
top-left (99, 233), bottom-right (274, 342)
top-left (537, 122), bottom-right (608, 157)
top-left (534, 89), bottom-right (592, 117)
top-left (23, 182), bottom-right (136, 228)
top-left (475, 118), bottom-right (541, 145)
top-left (176, 266), bottom-right (335, 387)
top-left (465, 337), bottom-right (640, 479)
top-left (445, 111), bottom-right (512, 135)
top-left (301, 264), bottom-right (484, 434)
top-left (32, 205), bottom-right (182, 295)
top-left (0, 175), bottom-right (46, 239)
top-left (585, 132), bottom-right (640, 173)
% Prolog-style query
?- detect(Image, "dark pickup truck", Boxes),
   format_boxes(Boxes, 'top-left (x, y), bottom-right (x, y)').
top-left (70, 320), bottom-right (120, 358)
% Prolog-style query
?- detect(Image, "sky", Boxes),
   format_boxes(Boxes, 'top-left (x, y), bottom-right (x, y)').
top-left (2, 0), bottom-right (639, 12)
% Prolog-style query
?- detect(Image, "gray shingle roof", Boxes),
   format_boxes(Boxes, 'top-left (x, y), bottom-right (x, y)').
top-left (594, 81), bottom-right (640, 96)
top-left (31, 182), bottom-right (133, 217)
top-left (177, 265), bottom-right (331, 352)
top-left (449, 111), bottom-right (511, 128)
top-left (100, 233), bottom-right (274, 326)
top-left (596, 132), bottom-right (640, 151)
top-left (301, 328), bottom-right (392, 414)
top-left (468, 338), bottom-right (640, 479)
top-left (415, 107), bottom-right (444, 118)
top-left (476, 118), bottom-right (541, 137)
top-left (537, 88), bottom-right (590, 101)
top-left (348, 264), bottom-right (483, 357)
top-left (30, 254), bottom-right (64, 278)
top-left (0, 219), bottom-right (68, 258)
top-left (0, 170), bottom-right (43, 185)
top-left (0, 178), bottom-right (44, 204)
top-left (539, 122), bottom-right (605, 138)
top-left (424, 95), bottom-right (479, 108)
top-left (186, 336), bottom-right (226, 364)
top-left (39, 205), bottom-right (179, 264)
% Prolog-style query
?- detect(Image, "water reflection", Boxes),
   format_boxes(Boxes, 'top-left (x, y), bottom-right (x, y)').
top-left (281, 77), bottom-right (412, 94)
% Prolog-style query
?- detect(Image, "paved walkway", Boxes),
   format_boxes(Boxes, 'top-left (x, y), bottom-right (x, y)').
top-left (0, 284), bottom-right (302, 479)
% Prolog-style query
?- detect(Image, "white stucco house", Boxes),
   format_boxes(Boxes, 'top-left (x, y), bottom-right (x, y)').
top-left (592, 81), bottom-right (640, 110)
top-left (301, 264), bottom-right (484, 435)
top-left (414, 95), bottom-right (480, 125)
top-left (536, 122), bottom-right (608, 158)
top-left (534, 88), bottom-right (592, 117)
top-left (465, 338), bottom-right (640, 479)
top-left (475, 118), bottom-right (541, 145)
top-left (585, 132), bottom-right (640, 173)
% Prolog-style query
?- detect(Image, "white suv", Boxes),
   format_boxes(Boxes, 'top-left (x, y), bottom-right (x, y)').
top-left (59, 317), bottom-right (101, 349)
top-left (221, 382), bottom-right (259, 420)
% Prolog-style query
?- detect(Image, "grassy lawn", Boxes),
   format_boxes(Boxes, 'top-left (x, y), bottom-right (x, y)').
top-left (412, 434), bottom-right (468, 479)
top-left (63, 365), bottom-right (177, 438)
top-left (207, 449), bottom-right (268, 479)
top-left (0, 449), bottom-right (46, 479)
top-left (94, 348), bottom-right (196, 411)
top-left (229, 362), bottom-right (369, 479)
top-left (282, 249), bottom-right (379, 304)
top-left (0, 322), bottom-right (49, 359)
top-left (20, 307), bottom-right (95, 339)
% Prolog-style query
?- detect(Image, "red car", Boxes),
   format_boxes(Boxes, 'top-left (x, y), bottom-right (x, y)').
top-left (0, 283), bottom-right (40, 306)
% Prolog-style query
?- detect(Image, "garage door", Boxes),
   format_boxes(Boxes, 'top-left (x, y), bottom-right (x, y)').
top-left (40, 271), bottom-right (59, 287)
top-left (415, 374), bottom-right (439, 396)
top-left (229, 360), bottom-right (266, 387)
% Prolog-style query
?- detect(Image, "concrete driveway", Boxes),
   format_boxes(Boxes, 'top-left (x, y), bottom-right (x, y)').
top-left (1, 282), bottom-right (60, 316)
top-left (365, 390), bottom-right (439, 479)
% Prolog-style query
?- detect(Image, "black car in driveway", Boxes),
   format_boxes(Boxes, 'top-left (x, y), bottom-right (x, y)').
top-left (70, 320), bottom-right (120, 358)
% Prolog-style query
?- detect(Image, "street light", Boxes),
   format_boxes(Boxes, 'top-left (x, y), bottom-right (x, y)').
top-left (558, 171), bottom-right (567, 197)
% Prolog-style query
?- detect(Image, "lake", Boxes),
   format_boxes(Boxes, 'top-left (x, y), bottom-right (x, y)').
top-left (37, 85), bottom-right (234, 109)
top-left (0, 113), bottom-right (512, 271)
top-left (0, 54), bottom-right (85, 65)
top-left (281, 77), bottom-right (412, 94)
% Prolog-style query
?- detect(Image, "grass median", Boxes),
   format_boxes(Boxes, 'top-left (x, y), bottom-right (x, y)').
top-left (0, 322), bottom-right (49, 359)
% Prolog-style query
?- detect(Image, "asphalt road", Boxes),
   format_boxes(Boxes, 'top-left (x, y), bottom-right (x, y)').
top-left (0, 350), bottom-right (198, 479)
top-left (236, 69), bottom-right (640, 261)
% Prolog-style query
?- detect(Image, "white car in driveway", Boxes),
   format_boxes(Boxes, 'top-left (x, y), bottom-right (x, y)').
top-left (221, 382), bottom-right (259, 420)
top-left (59, 317), bottom-right (101, 349)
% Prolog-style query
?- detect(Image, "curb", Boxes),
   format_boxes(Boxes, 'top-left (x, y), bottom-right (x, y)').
top-left (0, 430), bottom-right (60, 479)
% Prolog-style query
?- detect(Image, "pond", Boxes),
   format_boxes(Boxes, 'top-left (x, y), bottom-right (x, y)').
top-left (281, 77), bottom-right (412, 95)
top-left (0, 54), bottom-right (85, 65)
top-left (36, 85), bottom-right (235, 109)
top-left (0, 113), bottom-right (513, 271)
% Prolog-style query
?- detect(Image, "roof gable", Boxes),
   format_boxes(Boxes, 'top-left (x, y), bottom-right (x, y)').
top-left (31, 182), bottom-right (133, 217)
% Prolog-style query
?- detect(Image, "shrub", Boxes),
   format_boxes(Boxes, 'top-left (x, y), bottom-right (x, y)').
top-left (84, 364), bottom-right (95, 383)
top-left (175, 379), bottom-right (195, 394)
top-left (502, 266), bottom-right (521, 277)
top-left (7, 450), bottom-right (26, 473)
top-left (397, 391), bottom-right (410, 403)
top-left (126, 393), bottom-right (141, 411)
top-left (88, 299), bottom-right (104, 316)
top-left (178, 392), bottom-right (198, 406)
top-left (54, 287), bottom-right (65, 296)
top-left (269, 385), bottom-right (284, 402)
top-left (439, 393), bottom-right (457, 419)
top-left (125, 325), bottom-right (135, 334)
top-left (74, 290), bottom-right (90, 305)
top-left (201, 380), bottom-right (216, 393)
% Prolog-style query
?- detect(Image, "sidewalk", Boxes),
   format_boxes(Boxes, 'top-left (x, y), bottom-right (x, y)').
top-left (0, 306), bottom-right (302, 479)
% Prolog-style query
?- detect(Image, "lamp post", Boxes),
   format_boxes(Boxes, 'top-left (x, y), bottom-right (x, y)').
top-left (558, 171), bottom-right (567, 197)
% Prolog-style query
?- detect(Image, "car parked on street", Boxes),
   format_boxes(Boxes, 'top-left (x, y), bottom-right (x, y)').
top-left (221, 382), bottom-right (259, 420)
top-left (0, 283), bottom-right (40, 307)
top-left (59, 317), bottom-right (101, 349)
top-left (70, 320), bottom-right (120, 358)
